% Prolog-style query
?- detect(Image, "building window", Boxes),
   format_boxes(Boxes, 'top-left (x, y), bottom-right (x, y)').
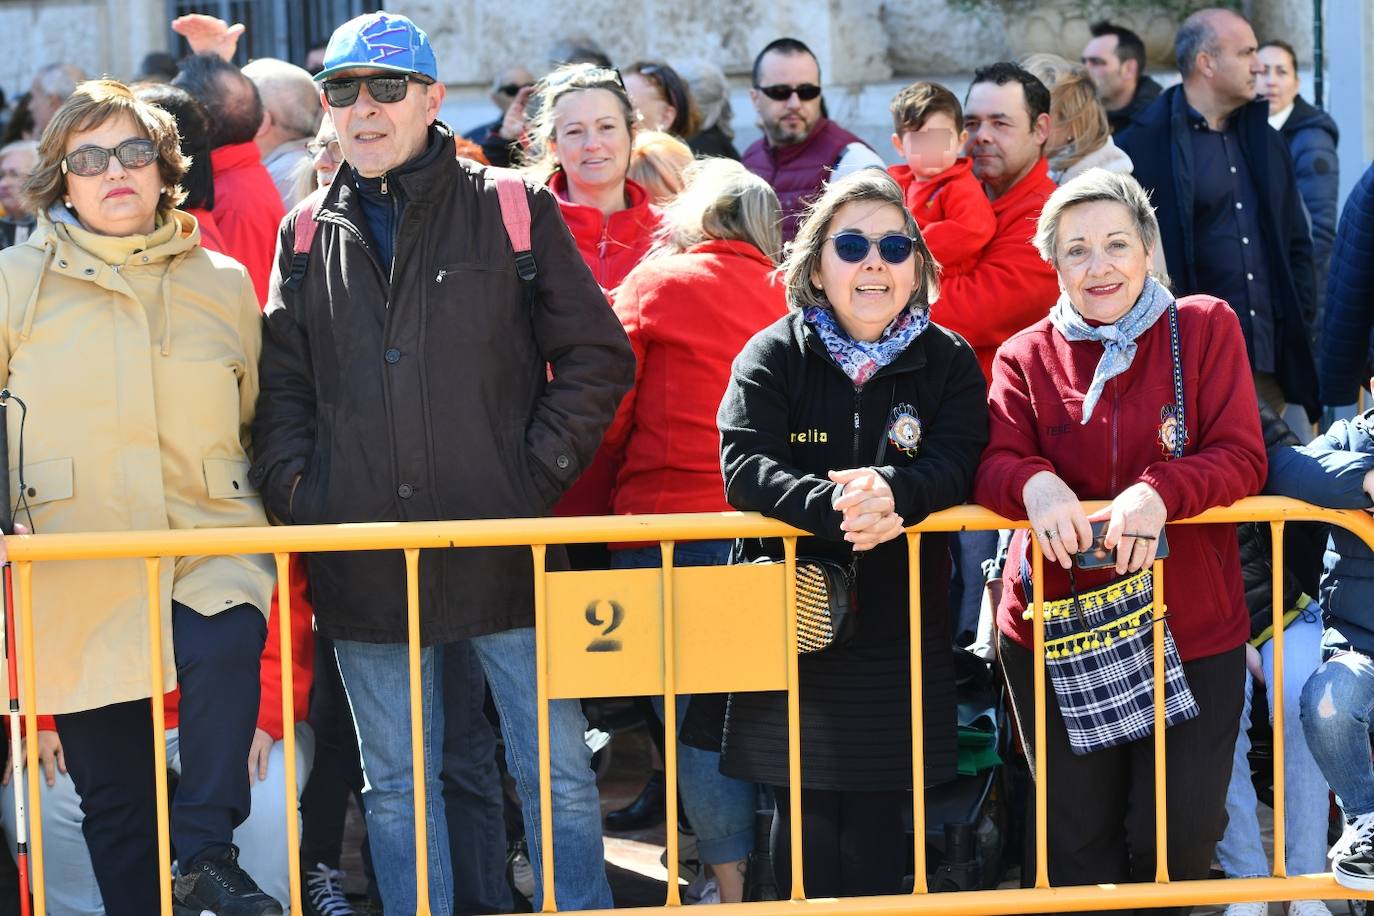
top-left (169, 0), bottom-right (382, 69)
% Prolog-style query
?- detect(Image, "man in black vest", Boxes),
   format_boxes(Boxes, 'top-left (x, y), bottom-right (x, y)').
top-left (741, 38), bottom-right (883, 240)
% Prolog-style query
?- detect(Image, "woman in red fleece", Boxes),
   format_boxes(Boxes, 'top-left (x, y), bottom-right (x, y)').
top-left (973, 169), bottom-right (1265, 911)
top-left (524, 63), bottom-right (665, 523)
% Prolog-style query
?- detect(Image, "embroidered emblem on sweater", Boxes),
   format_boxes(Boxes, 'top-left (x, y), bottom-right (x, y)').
top-left (888, 403), bottom-right (922, 457)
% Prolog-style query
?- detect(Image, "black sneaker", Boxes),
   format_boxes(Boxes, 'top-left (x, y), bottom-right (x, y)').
top-left (174, 844), bottom-right (284, 916)
top-left (1333, 811), bottom-right (1374, 891)
top-left (302, 862), bottom-right (355, 916)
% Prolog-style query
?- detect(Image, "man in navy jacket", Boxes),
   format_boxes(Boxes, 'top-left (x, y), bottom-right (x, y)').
top-left (1118, 7), bottom-right (1317, 421)
top-left (1319, 163), bottom-right (1374, 409)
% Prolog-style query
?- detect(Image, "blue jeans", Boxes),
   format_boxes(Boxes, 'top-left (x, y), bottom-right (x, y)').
top-left (1217, 606), bottom-right (1329, 876)
top-left (1301, 642), bottom-right (1374, 821)
top-left (611, 541), bottom-right (756, 865)
top-left (336, 629), bottom-right (611, 915)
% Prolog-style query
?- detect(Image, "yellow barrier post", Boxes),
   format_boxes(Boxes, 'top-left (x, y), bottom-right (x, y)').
top-left (1269, 521), bottom-right (1287, 878)
top-left (660, 542), bottom-right (681, 907)
top-left (1030, 538), bottom-right (1048, 890)
top-left (532, 544), bottom-right (557, 913)
top-left (274, 553), bottom-right (304, 912)
top-left (907, 532), bottom-right (927, 895)
top-left (1151, 559), bottom-right (1168, 883)
top-left (404, 548), bottom-right (431, 913)
top-left (16, 562), bottom-right (42, 916)
top-left (145, 558), bottom-right (173, 916)
top-left (783, 537), bottom-right (805, 901)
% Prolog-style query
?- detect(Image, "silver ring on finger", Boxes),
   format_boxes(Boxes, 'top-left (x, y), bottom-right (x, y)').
top-left (1043, 529), bottom-right (1057, 541)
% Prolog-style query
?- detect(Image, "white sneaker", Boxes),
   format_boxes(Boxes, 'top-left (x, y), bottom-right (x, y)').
top-left (1331, 810), bottom-right (1374, 860)
top-left (1288, 900), bottom-right (1334, 916)
top-left (510, 849), bottom-right (536, 901)
top-left (684, 874), bottom-right (720, 905)
top-left (304, 863), bottom-right (354, 916)
top-left (1220, 903), bottom-right (1266, 916)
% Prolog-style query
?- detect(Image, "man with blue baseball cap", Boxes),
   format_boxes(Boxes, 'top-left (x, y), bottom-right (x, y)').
top-left (250, 11), bottom-right (632, 914)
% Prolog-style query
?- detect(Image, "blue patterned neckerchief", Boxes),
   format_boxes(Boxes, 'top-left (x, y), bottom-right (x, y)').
top-left (1048, 275), bottom-right (1174, 423)
top-left (803, 303), bottom-right (930, 385)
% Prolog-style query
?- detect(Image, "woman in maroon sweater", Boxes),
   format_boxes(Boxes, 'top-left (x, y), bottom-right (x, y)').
top-left (973, 169), bottom-right (1266, 911)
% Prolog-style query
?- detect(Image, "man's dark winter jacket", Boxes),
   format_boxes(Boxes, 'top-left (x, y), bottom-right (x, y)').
top-left (1266, 407), bottom-right (1374, 659)
top-left (1280, 96), bottom-right (1339, 310)
top-left (1319, 162), bottom-right (1374, 407)
top-left (250, 125), bottom-right (635, 645)
top-left (1106, 74), bottom-right (1162, 134)
top-left (1118, 87), bottom-right (1318, 419)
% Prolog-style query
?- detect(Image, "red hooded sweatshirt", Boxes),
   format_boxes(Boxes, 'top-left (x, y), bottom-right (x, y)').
top-left (210, 142), bottom-right (286, 306)
top-left (550, 174), bottom-right (663, 517)
top-left (973, 295), bottom-right (1267, 662)
top-left (888, 158), bottom-right (996, 276)
top-left (932, 158), bottom-right (1060, 383)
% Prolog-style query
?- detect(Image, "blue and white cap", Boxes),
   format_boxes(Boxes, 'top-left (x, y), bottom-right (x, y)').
top-left (315, 12), bottom-right (439, 83)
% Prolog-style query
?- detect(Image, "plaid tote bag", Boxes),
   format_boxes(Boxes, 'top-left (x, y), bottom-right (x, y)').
top-left (1034, 569), bottom-right (1199, 755)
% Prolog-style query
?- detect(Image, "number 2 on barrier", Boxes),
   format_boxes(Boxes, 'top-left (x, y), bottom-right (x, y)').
top-left (585, 599), bottom-right (625, 652)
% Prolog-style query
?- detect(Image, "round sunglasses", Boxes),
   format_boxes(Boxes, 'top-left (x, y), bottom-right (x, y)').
top-left (322, 74), bottom-right (433, 108)
top-left (60, 138), bottom-right (157, 178)
top-left (755, 83), bottom-right (822, 102)
top-left (828, 232), bottom-right (921, 265)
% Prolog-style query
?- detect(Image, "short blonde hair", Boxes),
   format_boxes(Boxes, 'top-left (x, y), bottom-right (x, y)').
top-left (627, 130), bottom-right (694, 205)
top-left (1046, 69), bottom-right (1112, 172)
top-left (1034, 167), bottom-right (1160, 265)
top-left (784, 169), bottom-right (940, 312)
top-left (24, 79), bottom-right (187, 219)
top-left (651, 157), bottom-right (782, 262)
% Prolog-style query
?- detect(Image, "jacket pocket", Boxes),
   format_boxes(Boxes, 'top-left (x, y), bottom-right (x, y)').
top-left (203, 458), bottom-right (255, 500)
top-left (11, 457), bottom-right (73, 508)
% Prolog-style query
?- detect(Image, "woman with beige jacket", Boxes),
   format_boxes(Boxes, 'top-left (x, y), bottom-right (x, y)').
top-left (1, 80), bottom-right (279, 915)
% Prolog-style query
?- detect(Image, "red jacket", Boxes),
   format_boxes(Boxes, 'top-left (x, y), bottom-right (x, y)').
top-left (603, 239), bottom-right (787, 517)
top-left (932, 158), bottom-right (1060, 383)
top-left (548, 173), bottom-right (662, 291)
top-left (551, 174), bottom-right (663, 518)
top-left (888, 159), bottom-right (996, 276)
top-left (187, 207), bottom-right (227, 255)
top-left (210, 142), bottom-right (286, 306)
top-left (972, 295), bottom-right (1267, 661)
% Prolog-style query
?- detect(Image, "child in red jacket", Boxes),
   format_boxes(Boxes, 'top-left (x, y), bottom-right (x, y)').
top-left (886, 81), bottom-right (996, 277)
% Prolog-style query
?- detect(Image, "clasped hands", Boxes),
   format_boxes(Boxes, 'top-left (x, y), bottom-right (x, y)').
top-left (1022, 470), bottom-right (1167, 575)
top-left (829, 468), bottom-right (904, 552)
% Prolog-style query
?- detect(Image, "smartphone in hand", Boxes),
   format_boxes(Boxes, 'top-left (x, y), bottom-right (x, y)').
top-left (1076, 520), bottom-right (1170, 569)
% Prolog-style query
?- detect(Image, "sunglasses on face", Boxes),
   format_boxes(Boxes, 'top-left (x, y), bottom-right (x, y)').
top-left (60, 138), bottom-right (157, 178)
top-left (497, 82), bottom-right (533, 97)
top-left (544, 65), bottom-right (627, 93)
top-left (307, 137), bottom-right (343, 161)
top-left (755, 83), bottom-right (822, 102)
top-left (829, 232), bottom-right (921, 265)
top-left (322, 74), bottom-right (433, 108)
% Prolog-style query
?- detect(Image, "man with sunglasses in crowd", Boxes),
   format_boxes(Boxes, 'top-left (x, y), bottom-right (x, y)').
top-left (249, 11), bottom-right (634, 915)
top-left (742, 37), bottom-right (883, 241)
top-left (464, 64), bottom-right (535, 146)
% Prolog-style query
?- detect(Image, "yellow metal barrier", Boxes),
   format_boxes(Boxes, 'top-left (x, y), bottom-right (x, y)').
top-left (7, 496), bottom-right (1374, 914)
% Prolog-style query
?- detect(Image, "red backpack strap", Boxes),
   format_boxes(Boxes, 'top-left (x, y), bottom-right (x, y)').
top-left (282, 186), bottom-right (328, 291)
top-left (491, 170), bottom-right (537, 291)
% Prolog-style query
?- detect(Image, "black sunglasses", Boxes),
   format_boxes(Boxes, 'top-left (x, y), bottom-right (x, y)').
top-left (322, 74), bottom-right (433, 108)
top-left (755, 83), bottom-right (822, 102)
top-left (60, 138), bottom-right (157, 178)
top-left (497, 82), bottom-right (533, 97)
top-left (829, 232), bottom-right (921, 265)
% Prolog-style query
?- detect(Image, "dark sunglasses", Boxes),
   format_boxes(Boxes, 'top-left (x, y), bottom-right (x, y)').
top-left (496, 82), bottom-right (533, 97)
top-left (543, 65), bottom-right (626, 93)
top-left (755, 83), bottom-right (821, 102)
top-left (60, 138), bottom-right (157, 178)
top-left (829, 232), bottom-right (921, 265)
top-left (322, 74), bottom-right (433, 108)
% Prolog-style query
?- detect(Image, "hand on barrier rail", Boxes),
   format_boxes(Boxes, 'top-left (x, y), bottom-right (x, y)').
top-left (1088, 481), bottom-right (1166, 575)
top-left (829, 468), bottom-right (904, 552)
top-left (3, 729), bottom-right (65, 788)
top-left (247, 728), bottom-right (273, 783)
top-left (1023, 471), bottom-right (1092, 568)
top-left (0, 523), bottom-right (29, 562)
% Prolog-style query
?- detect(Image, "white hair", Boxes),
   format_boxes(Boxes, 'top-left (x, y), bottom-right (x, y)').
top-left (242, 58), bottom-right (322, 140)
top-left (1033, 167), bottom-right (1160, 266)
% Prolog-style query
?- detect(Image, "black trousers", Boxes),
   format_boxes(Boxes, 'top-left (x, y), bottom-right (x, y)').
top-left (999, 635), bottom-right (1244, 916)
top-left (53, 601), bottom-right (265, 916)
top-left (768, 785), bottom-right (910, 899)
